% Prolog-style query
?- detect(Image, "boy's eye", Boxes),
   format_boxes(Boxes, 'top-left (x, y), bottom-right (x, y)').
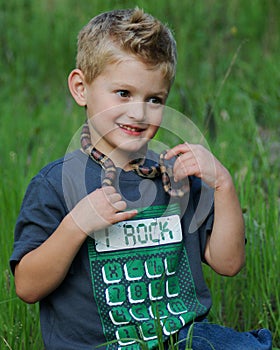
top-left (116, 90), bottom-right (130, 98)
top-left (148, 96), bottom-right (163, 105)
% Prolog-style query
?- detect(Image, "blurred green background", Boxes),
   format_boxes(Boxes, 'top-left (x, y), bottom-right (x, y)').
top-left (1, 0), bottom-right (279, 348)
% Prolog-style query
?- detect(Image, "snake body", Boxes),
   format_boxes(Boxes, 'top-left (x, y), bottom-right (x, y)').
top-left (80, 122), bottom-right (190, 197)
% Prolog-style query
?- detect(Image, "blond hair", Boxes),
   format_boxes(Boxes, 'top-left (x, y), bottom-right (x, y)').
top-left (76, 8), bottom-right (177, 84)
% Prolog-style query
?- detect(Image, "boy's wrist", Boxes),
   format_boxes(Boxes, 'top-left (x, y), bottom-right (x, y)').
top-left (214, 166), bottom-right (234, 192)
top-left (63, 213), bottom-right (89, 241)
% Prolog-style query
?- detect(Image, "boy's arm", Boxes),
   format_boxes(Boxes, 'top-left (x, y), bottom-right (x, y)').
top-left (165, 143), bottom-right (245, 276)
top-left (203, 171), bottom-right (245, 276)
top-left (14, 214), bottom-right (87, 304)
top-left (14, 186), bottom-right (137, 303)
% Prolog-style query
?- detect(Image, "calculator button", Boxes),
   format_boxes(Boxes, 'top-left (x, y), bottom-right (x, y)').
top-left (106, 285), bottom-right (126, 306)
top-left (167, 298), bottom-right (188, 315)
top-left (149, 301), bottom-right (168, 319)
top-left (117, 344), bottom-right (140, 350)
top-left (102, 262), bottom-right (123, 284)
top-left (139, 319), bottom-right (158, 340)
top-left (179, 311), bottom-right (196, 326)
top-left (130, 304), bottom-right (150, 321)
top-left (124, 260), bottom-right (144, 281)
top-left (148, 280), bottom-right (165, 300)
top-left (109, 306), bottom-right (132, 325)
top-left (166, 276), bottom-right (180, 297)
top-left (116, 325), bottom-right (138, 345)
top-left (163, 316), bottom-right (182, 335)
top-left (145, 257), bottom-right (164, 278)
top-left (164, 255), bottom-right (178, 275)
top-left (128, 282), bottom-right (147, 303)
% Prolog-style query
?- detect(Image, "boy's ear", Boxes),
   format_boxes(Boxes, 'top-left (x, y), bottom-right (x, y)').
top-left (68, 69), bottom-right (87, 106)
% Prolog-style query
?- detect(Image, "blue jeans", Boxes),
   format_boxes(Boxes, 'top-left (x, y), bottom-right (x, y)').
top-left (176, 320), bottom-right (272, 350)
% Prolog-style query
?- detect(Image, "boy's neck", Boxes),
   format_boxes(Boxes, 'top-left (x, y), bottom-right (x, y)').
top-left (94, 144), bottom-right (146, 171)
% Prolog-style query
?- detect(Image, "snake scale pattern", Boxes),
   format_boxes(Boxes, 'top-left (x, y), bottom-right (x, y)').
top-left (80, 122), bottom-right (190, 197)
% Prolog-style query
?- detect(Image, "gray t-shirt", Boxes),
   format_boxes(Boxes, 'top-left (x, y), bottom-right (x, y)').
top-left (11, 149), bottom-right (214, 349)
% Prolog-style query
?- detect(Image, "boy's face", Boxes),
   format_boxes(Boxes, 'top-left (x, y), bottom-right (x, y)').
top-left (82, 55), bottom-right (170, 163)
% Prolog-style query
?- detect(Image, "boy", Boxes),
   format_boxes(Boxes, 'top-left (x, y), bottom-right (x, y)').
top-left (11, 8), bottom-right (272, 350)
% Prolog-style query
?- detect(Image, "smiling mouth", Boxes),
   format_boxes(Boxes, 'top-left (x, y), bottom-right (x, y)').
top-left (118, 124), bottom-right (145, 133)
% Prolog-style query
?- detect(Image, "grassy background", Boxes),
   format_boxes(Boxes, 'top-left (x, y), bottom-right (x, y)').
top-left (0, 0), bottom-right (279, 348)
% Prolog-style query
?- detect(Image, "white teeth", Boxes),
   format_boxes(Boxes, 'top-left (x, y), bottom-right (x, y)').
top-left (119, 124), bottom-right (140, 132)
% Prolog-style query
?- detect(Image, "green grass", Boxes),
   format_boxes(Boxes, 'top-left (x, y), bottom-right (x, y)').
top-left (1, 0), bottom-right (279, 348)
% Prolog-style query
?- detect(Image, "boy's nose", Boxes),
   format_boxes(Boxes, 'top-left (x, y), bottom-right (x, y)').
top-left (127, 102), bottom-right (146, 122)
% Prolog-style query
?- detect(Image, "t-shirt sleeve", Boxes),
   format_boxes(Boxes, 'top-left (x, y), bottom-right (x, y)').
top-left (184, 176), bottom-right (214, 259)
top-left (199, 203), bottom-right (214, 260)
top-left (10, 173), bottom-right (67, 274)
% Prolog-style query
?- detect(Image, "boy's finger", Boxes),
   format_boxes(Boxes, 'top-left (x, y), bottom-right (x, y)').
top-left (109, 193), bottom-right (123, 203)
top-left (164, 142), bottom-right (192, 159)
top-left (102, 186), bottom-right (116, 195)
top-left (114, 209), bottom-right (138, 223)
top-left (113, 200), bottom-right (127, 212)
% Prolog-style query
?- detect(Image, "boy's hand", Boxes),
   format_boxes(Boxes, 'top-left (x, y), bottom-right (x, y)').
top-left (166, 143), bottom-right (245, 276)
top-left (165, 143), bottom-right (231, 190)
top-left (69, 186), bottom-right (137, 236)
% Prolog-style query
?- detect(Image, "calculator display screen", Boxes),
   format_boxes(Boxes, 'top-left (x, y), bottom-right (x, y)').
top-left (94, 215), bottom-right (182, 252)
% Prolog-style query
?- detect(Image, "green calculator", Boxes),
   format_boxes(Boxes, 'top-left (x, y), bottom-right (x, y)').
top-left (88, 204), bottom-right (207, 349)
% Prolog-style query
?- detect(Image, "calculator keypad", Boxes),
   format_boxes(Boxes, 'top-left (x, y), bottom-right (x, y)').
top-left (89, 241), bottom-right (207, 349)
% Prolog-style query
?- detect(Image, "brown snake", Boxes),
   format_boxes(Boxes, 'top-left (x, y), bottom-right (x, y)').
top-left (80, 122), bottom-right (190, 197)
